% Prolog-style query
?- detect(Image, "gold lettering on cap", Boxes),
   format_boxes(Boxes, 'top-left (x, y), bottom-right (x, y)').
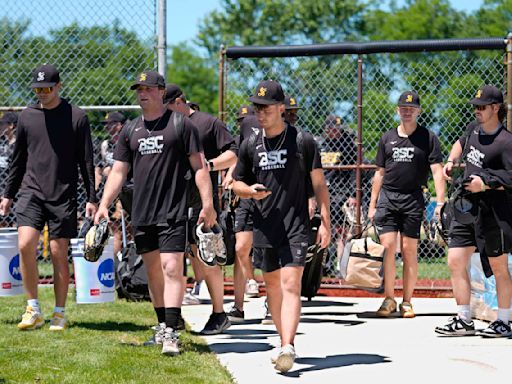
top-left (242, 107), bottom-right (247, 114)
top-left (290, 98), bottom-right (296, 105)
top-left (406, 95), bottom-right (413, 103)
top-left (257, 87), bottom-right (267, 97)
top-left (336, 117), bottom-right (341, 125)
top-left (105, 113), bottom-right (109, 119)
top-left (476, 90), bottom-right (482, 98)
top-left (140, 73), bottom-right (147, 81)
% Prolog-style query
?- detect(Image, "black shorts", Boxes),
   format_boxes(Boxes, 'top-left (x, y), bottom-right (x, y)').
top-left (16, 191), bottom-right (77, 239)
top-left (374, 189), bottom-right (424, 239)
top-left (134, 220), bottom-right (187, 254)
top-left (253, 243), bottom-right (308, 273)
top-left (234, 198), bottom-right (254, 233)
top-left (449, 212), bottom-right (512, 257)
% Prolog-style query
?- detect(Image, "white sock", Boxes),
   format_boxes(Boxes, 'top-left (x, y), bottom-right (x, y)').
top-left (457, 305), bottom-right (471, 322)
top-left (497, 308), bottom-right (510, 324)
top-left (53, 307), bottom-right (65, 315)
top-left (27, 299), bottom-right (40, 313)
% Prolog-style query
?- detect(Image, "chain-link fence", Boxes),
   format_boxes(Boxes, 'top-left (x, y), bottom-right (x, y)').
top-left (222, 39), bottom-right (508, 288)
top-left (0, 0), bottom-right (157, 283)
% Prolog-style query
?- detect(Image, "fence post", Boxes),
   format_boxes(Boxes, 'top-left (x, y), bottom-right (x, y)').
top-left (355, 55), bottom-right (364, 234)
top-left (156, 0), bottom-right (166, 76)
top-left (507, 31), bottom-right (512, 132)
top-left (218, 45), bottom-right (226, 121)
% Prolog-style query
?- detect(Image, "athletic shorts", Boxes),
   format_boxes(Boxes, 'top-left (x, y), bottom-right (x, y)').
top-left (134, 220), bottom-right (187, 254)
top-left (374, 189), bottom-right (424, 239)
top-left (252, 243), bottom-right (308, 273)
top-left (234, 198), bottom-right (254, 233)
top-left (449, 212), bottom-right (512, 257)
top-left (16, 191), bottom-right (77, 239)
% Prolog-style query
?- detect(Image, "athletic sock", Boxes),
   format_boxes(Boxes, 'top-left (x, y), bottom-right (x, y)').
top-left (457, 305), bottom-right (471, 322)
top-left (497, 308), bottom-right (510, 324)
top-left (27, 299), bottom-right (40, 313)
top-left (154, 307), bottom-right (165, 324)
top-left (53, 307), bottom-right (65, 315)
top-left (165, 307), bottom-right (181, 329)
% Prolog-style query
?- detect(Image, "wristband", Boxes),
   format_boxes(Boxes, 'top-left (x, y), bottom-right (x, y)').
top-left (207, 160), bottom-right (214, 171)
top-left (446, 160), bottom-right (453, 164)
top-left (436, 202), bottom-right (444, 206)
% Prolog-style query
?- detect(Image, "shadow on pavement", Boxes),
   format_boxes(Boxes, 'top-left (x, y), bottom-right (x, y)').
top-left (299, 318), bottom-right (365, 326)
top-left (284, 353), bottom-right (391, 377)
top-left (301, 300), bottom-right (356, 308)
top-left (208, 341), bottom-right (273, 354)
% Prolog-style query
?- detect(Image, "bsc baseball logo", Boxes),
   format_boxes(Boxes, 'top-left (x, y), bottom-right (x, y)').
top-left (138, 135), bottom-right (164, 155)
top-left (97, 258), bottom-right (115, 288)
top-left (466, 146), bottom-right (484, 168)
top-left (9, 254), bottom-right (22, 281)
top-left (258, 150), bottom-right (287, 170)
top-left (392, 147), bottom-right (414, 162)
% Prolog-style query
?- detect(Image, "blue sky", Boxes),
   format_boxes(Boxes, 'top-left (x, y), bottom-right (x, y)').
top-left (1, 0), bottom-right (485, 50)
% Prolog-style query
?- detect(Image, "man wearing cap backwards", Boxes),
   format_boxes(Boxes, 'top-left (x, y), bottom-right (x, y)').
top-left (95, 71), bottom-right (216, 355)
top-left (368, 90), bottom-right (445, 319)
top-left (95, 111), bottom-right (128, 261)
top-left (0, 64), bottom-right (97, 331)
top-left (435, 85), bottom-right (512, 337)
top-left (232, 80), bottom-right (330, 373)
top-left (165, 83), bottom-right (237, 335)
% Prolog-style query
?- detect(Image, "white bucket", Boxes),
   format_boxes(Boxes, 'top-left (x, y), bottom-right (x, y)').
top-left (0, 228), bottom-right (24, 296)
top-left (72, 237), bottom-right (115, 304)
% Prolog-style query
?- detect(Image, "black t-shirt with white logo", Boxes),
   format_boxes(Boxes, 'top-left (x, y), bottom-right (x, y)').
top-left (189, 111), bottom-right (234, 207)
top-left (376, 125), bottom-right (443, 193)
top-left (463, 125), bottom-right (512, 178)
top-left (113, 110), bottom-right (201, 226)
top-left (233, 125), bottom-right (322, 247)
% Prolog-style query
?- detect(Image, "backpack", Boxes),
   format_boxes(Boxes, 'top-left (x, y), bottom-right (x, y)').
top-left (246, 127), bottom-right (315, 198)
top-left (301, 213), bottom-right (325, 300)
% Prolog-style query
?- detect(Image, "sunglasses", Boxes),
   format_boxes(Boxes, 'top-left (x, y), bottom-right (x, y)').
top-left (33, 87), bottom-right (53, 94)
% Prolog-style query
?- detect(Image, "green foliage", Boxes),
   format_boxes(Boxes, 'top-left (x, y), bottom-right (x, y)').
top-left (0, 288), bottom-right (233, 384)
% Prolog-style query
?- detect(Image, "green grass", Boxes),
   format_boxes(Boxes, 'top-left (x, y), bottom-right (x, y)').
top-left (0, 287), bottom-right (233, 384)
top-left (396, 257), bottom-right (451, 280)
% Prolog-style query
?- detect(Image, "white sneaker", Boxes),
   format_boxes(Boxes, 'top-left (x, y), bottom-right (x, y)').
top-left (182, 290), bottom-right (201, 305)
top-left (49, 312), bottom-right (68, 331)
top-left (196, 223), bottom-right (219, 266)
top-left (274, 344), bottom-right (296, 373)
top-left (161, 327), bottom-right (180, 356)
top-left (270, 347), bottom-right (281, 364)
top-left (245, 279), bottom-right (259, 298)
top-left (17, 306), bottom-right (44, 330)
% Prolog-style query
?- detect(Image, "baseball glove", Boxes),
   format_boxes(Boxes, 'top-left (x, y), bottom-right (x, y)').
top-left (84, 219), bottom-right (110, 262)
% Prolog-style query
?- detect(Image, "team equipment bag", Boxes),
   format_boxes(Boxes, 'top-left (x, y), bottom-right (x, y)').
top-left (84, 219), bottom-right (110, 262)
top-left (339, 224), bottom-right (384, 292)
top-left (115, 209), bottom-right (150, 301)
top-left (301, 213), bottom-right (326, 300)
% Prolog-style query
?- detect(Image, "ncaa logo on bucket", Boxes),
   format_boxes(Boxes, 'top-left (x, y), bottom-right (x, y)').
top-left (97, 258), bottom-right (114, 288)
top-left (9, 254), bottom-right (22, 281)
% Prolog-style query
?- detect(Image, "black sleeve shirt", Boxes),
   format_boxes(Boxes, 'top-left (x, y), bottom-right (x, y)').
top-left (113, 111), bottom-right (202, 226)
top-left (3, 99), bottom-right (97, 203)
top-left (233, 125), bottom-right (322, 248)
top-left (375, 125), bottom-right (443, 193)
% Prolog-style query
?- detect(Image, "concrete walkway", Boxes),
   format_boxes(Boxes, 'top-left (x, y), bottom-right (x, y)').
top-left (182, 296), bottom-right (511, 383)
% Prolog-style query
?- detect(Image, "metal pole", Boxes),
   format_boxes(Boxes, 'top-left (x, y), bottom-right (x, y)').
top-left (507, 32), bottom-right (512, 132)
top-left (355, 55), bottom-right (363, 234)
top-left (218, 45), bottom-right (226, 121)
top-left (157, 0), bottom-right (167, 76)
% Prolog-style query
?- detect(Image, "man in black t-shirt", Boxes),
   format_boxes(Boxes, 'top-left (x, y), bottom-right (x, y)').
top-left (95, 71), bottom-right (216, 356)
top-left (368, 90), bottom-right (445, 318)
top-left (233, 80), bottom-right (331, 373)
top-left (95, 111), bottom-right (128, 259)
top-left (165, 83), bottom-right (236, 335)
top-left (435, 85), bottom-right (512, 338)
top-left (0, 64), bottom-right (97, 332)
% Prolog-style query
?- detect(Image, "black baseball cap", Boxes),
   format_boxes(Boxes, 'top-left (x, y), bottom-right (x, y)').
top-left (284, 95), bottom-right (301, 110)
top-left (468, 85), bottom-right (503, 105)
top-left (187, 101), bottom-right (200, 111)
top-left (101, 111), bottom-right (127, 125)
top-left (324, 114), bottom-right (343, 129)
top-left (397, 90), bottom-right (421, 108)
top-left (236, 105), bottom-right (254, 120)
top-left (164, 84), bottom-right (185, 104)
top-left (248, 80), bottom-right (285, 105)
top-left (0, 112), bottom-right (18, 125)
top-left (31, 64), bottom-right (60, 88)
top-left (130, 70), bottom-right (165, 90)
